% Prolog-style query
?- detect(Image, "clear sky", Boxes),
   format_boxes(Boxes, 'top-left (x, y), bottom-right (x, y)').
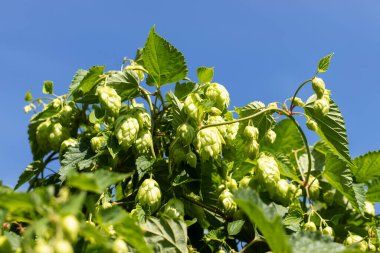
top-left (0, 1), bottom-right (379, 192)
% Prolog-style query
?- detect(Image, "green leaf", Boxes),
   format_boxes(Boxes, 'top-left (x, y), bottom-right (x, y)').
top-left (290, 231), bottom-right (359, 253)
top-left (59, 192), bottom-right (87, 215)
top-left (136, 156), bottom-right (155, 181)
top-left (142, 27), bottom-right (188, 86)
top-left (196, 66), bottom-right (214, 83)
top-left (142, 217), bottom-right (188, 253)
top-left (365, 179), bottom-right (380, 202)
top-left (318, 53), bottom-right (334, 73)
top-left (0, 192), bottom-right (34, 213)
top-left (42, 80), bottom-right (54, 94)
top-left (24, 90), bottom-right (32, 101)
top-left (166, 91), bottom-right (187, 129)
top-left (234, 188), bottom-right (291, 253)
top-left (107, 70), bottom-right (140, 100)
top-left (3, 231), bottom-right (21, 250)
top-left (283, 208), bottom-right (303, 232)
top-left (174, 82), bottom-right (197, 100)
top-left (14, 160), bottom-right (43, 190)
top-left (66, 170), bottom-right (131, 194)
top-left (200, 160), bottom-right (222, 207)
top-left (262, 118), bottom-right (304, 154)
top-left (274, 154), bottom-right (300, 181)
top-left (58, 140), bottom-right (97, 181)
top-left (323, 153), bottom-right (365, 214)
top-left (227, 220), bottom-right (245, 236)
top-left (69, 66), bottom-right (105, 100)
top-left (352, 150), bottom-right (380, 183)
top-left (304, 96), bottom-right (352, 164)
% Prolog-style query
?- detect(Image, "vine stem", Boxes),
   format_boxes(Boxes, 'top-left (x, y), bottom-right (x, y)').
top-left (289, 79), bottom-right (313, 111)
top-left (139, 87), bottom-right (156, 159)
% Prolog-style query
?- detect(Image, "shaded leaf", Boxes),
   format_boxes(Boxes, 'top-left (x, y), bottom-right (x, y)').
top-left (352, 150), bottom-right (380, 183)
top-left (136, 156), bottom-right (155, 181)
top-left (174, 82), bottom-right (196, 100)
top-left (24, 91), bottom-right (32, 101)
top-left (42, 80), bottom-right (54, 94)
top-left (69, 66), bottom-right (105, 101)
top-left (15, 160), bottom-right (43, 190)
top-left (227, 220), bottom-right (245, 236)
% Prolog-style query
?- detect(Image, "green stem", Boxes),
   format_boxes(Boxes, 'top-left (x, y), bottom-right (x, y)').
top-left (289, 79), bottom-right (312, 111)
top-left (139, 87), bottom-right (157, 159)
top-left (199, 108), bottom-right (276, 131)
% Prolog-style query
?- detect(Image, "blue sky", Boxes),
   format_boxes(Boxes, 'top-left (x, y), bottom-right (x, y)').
top-left (0, 1), bottom-right (379, 192)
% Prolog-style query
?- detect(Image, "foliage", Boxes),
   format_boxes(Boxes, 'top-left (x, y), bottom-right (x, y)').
top-left (2, 27), bottom-right (379, 253)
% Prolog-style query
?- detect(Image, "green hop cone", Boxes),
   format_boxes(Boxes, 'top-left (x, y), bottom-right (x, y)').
top-left (97, 85), bottom-right (121, 117)
top-left (364, 201), bottom-right (375, 216)
top-left (322, 191), bottom-right (335, 206)
top-left (303, 221), bottom-right (317, 231)
top-left (257, 153), bottom-right (280, 187)
top-left (368, 242), bottom-right (376, 252)
top-left (61, 215), bottom-right (80, 241)
top-left (134, 129), bottom-right (153, 155)
top-left (243, 125), bottom-right (259, 140)
top-left (225, 123), bottom-right (239, 146)
top-left (322, 226), bottom-right (334, 237)
top-left (195, 128), bottom-right (224, 161)
top-left (35, 240), bottom-right (54, 253)
top-left (48, 122), bottom-right (70, 151)
top-left (267, 102), bottom-right (278, 110)
top-left (59, 103), bottom-right (79, 127)
top-left (209, 107), bottom-right (222, 116)
top-left (218, 189), bottom-right (237, 216)
top-left (54, 239), bottom-right (74, 253)
top-left (0, 236), bottom-right (12, 253)
top-left (36, 119), bottom-right (53, 151)
top-left (344, 235), bottom-right (368, 252)
top-left (184, 93), bottom-right (202, 121)
top-left (133, 108), bottom-right (151, 129)
top-left (265, 129), bottom-right (276, 144)
top-left (244, 140), bottom-right (260, 160)
top-left (308, 175), bottom-right (320, 200)
top-left (186, 151), bottom-right (197, 168)
top-left (112, 238), bottom-right (129, 253)
top-left (163, 198), bottom-right (185, 219)
top-left (292, 97), bottom-right (304, 107)
top-left (205, 83), bottom-right (230, 110)
top-left (60, 138), bottom-right (78, 154)
top-left (306, 119), bottom-right (318, 131)
top-left (171, 144), bottom-right (187, 164)
top-left (313, 98), bottom-right (330, 116)
top-left (239, 176), bottom-right (252, 188)
top-left (274, 179), bottom-right (290, 205)
top-left (312, 77), bottom-right (326, 98)
top-left (90, 136), bottom-right (107, 153)
top-left (177, 123), bottom-right (195, 146)
top-left (226, 177), bottom-right (238, 191)
top-left (136, 179), bottom-right (162, 213)
top-left (115, 115), bottom-right (140, 149)
top-left (125, 61), bottom-right (145, 81)
top-left (207, 116), bottom-right (227, 136)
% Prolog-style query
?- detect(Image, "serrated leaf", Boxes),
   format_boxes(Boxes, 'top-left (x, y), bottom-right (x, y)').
top-left (305, 96), bottom-right (352, 164)
top-left (365, 179), bottom-right (380, 202)
top-left (352, 150), bottom-right (380, 183)
top-left (196, 66), bottom-right (214, 83)
top-left (274, 154), bottom-right (300, 181)
top-left (66, 170), bottom-right (131, 194)
top-left (174, 82), bottom-right (196, 100)
top-left (107, 70), bottom-right (140, 100)
top-left (324, 153), bottom-right (365, 214)
top-left (136, 156), bottom-right (155, 181)
top-left (234, 188), bottom-right (291, 253)
top-left (227, 220), bottom-right (245, 236)
top-left (58, 140), bottom-right (97, 181)
top-left (142, 217), bottom-right (188, 253)
top-left (142, 27), bottom-right (188, 86)
top-left (166, 91), bottom-right (187, 129)
top-left (42, 80), bottom-right (54, 94)
top-left (24, 90), bottom-right (32, 101)
top-left (69, 66), bottom-right (105, 101)
top-left (172, 171), bottom-right (199, 187)
top-left (200, 160), bottom-right (222, 207)
top-left (14, 160), bottom-right (43, 190)
top-left (290, 231), bottom-right (359, 253)
top-left (283, 208), bottom-right (303, 230)
top-left (318, 53), bottom-right (334, 73)
top-left (262, 118), bottom-right (303, 154)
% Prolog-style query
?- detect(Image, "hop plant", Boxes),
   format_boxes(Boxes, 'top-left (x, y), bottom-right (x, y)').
top-left (344, 234), bottom-right (368, 252)
top-left (265, 129), bottom-right (276, 144)
top-left (115, 115), bottom-right (140, 149)
top-left (97, 85), bottom-right (122, 116)
top-left (125, 60), bottom-right (145, 81)
top-left (364, 201), bottom-right (375, 216)
top-left (133, 108), bottom-right (151, 129)
top-left (112, 238), bottom-right (129, 253)
top-left (163, 198), bottom-right (185, 219)
top-left (184, 93), bottom-right (202, 121)
top-left (322, 226), bottom-right (334, 237)
top-left (60, 138), bottom-right (77, 154)
top-left (244, 139), bottom-right (260, 160)
top-left (61, 215), bottom-right (80, 241)
top-left (312, 77), bottom-right (326, 98)
top-left (292, 97), bottom-right (304, 107)
top-left (207, 116), bottom-right (227, 136)
top-left (225, 122), bottom-right (239, 146)
top-left (90, 136), bottom-right (107, 153)
top-left (59, 103), bottom-right (78, 127)
top-left (136, 179), bottom-right (162, 213)
top-left (306, 118), bottom-right (318, 131)
top-left (36, 119), bottom-right (53, 150)
top-left (243, 125), bottom-right (259, 140)
top-left (177, 123), bottom-right (195, 146)
top-left (134, 129), bottom-right (153, 155)
top-left (205, 83), bottom-right (230, 110)
top-left (48, 122), bottom-right (70, 151)
top-left (218, 189), bottom-right (237, 216)
top-left (256, 153), bottom-right (280, 188)
top-left (303, 221), bottom-right (317, 231)
top-left (313, 98), bottom-right (330, 116)
top-left (308, 175), bottom-right (320, 200)
top-left (186, 151), bottom-right (197, 168)
top-left (194, 128), bottom-right (224, 161)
